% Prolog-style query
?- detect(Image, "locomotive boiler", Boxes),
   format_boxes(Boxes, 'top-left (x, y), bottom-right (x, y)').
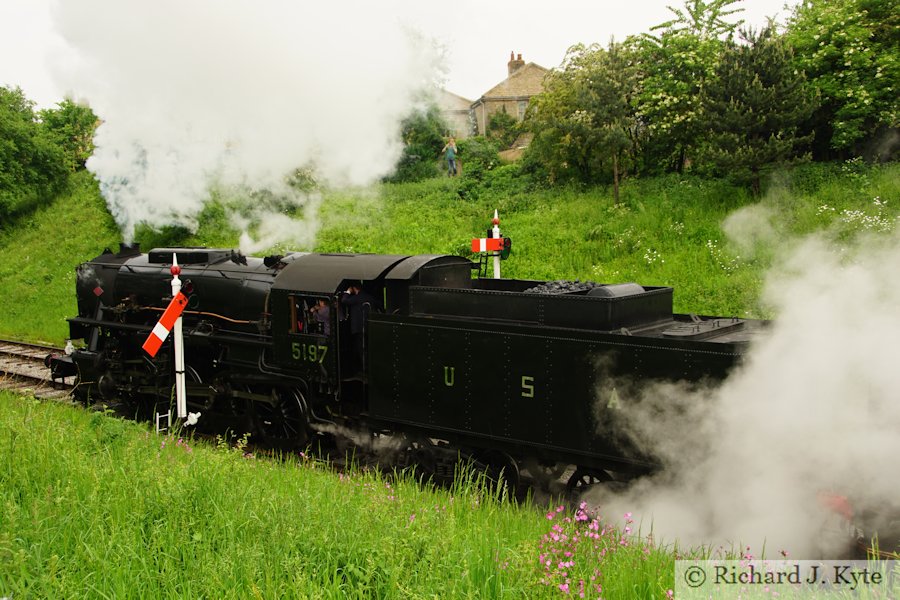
top-left (52, 243), bottom-right (766, 491)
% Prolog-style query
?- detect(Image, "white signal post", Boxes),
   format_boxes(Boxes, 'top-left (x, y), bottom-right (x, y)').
top-left (491, 209), bottom-right (501, 279)
top-left (171, 254), bottom-right (187, 420)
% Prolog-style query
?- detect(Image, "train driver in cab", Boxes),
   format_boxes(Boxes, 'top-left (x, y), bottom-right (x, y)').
top-left (341, 282), bottom-right (378, 374)
top-left (308, 298), bottom-right (331, 336)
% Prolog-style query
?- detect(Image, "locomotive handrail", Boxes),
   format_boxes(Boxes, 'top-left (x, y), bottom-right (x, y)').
top-left (68, 317), bottom-right (272, 345)
top-left (141, 305), bottom-right (255, 325)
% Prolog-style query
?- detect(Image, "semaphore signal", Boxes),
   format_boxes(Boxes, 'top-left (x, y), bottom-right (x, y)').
top-left (142, 254), bottom-right (189, 421)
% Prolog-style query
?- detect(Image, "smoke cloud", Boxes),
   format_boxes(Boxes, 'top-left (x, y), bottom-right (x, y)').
top-left (589, 221), bottom-right (900, 558)
top-left (49, 0), bottom-right (443, 247)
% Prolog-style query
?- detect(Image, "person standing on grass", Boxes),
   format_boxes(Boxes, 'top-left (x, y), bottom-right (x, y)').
top-left (442, 137), bottom-right (458, 177)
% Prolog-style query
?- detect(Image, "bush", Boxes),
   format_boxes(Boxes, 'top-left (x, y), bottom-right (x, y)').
top-left (487, 109), bottom-right (519, 149)
top-left (457, 137), bottom-right (501, 180)
top-left (385, 105), bottom-right (447, 183)
top-left (39, 99), bottom-right (98, 172)
top-left (0, 86), bottom-right (68, 220)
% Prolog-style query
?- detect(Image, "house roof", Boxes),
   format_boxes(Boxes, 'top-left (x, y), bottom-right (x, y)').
top-left (435, 88), bottom-right (474, 112)
top-left (478, 62), bottom-right (549, 101)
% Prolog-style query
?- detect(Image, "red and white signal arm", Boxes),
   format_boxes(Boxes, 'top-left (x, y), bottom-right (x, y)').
top-left (142, 292), bottom-right (188, 357)
top-left (471, 237), bottom-right (503, 252)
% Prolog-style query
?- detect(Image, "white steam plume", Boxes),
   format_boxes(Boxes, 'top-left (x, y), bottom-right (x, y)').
top-left (590, 225), bottom-right (900, 558)
top-left (49, 1), bottom-right (443, 248)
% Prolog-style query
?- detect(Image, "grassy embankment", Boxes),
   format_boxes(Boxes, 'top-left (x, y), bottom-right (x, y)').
top-left (0, 391), bottom-right (672, 598)
top-left (0, 163), bottom-right (896, 597)
top-left (0, 162), bottom-right (897, 344)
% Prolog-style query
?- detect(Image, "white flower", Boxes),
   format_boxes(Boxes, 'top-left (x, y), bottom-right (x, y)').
top-left (184, 412), bottom-right (202, 426)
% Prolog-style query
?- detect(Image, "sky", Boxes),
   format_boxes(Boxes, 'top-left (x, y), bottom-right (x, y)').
top-left (1, 0), bottom-right (800, 107)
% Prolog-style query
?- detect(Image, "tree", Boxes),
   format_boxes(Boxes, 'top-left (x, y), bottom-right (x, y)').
top-left (785, 0), bottom-right (899, 158)
top-left (580, 42), bottom-right (642, 204)
top-left (40, 99), bottom-right (99, 172)
top-left (525, 41), bottom-right (641, 200)
top-left (654, 0), bottom-right (745, 39)
top-left (699, 26), bottom-right (816, 194)
top-left (0, 86), bottom-right (67, 219)
top-left (386, 104), bottom-right (448, 183)
top-left (487, 108), bottom-right (519, 149)
top-left (633, 0), bottom-right (745, 172)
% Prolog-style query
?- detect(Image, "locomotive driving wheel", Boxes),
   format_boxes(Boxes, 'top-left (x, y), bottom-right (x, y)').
top-left (402, 437), bottom-right (437, 479)
top-left (523, 460), bottom-right (567, 492)
top-left (253, 387), bottom-right (309, 449)
top-left (565, 467), bottom-right (612, 495)
top-left (472, 450), bottom-right (520, 499)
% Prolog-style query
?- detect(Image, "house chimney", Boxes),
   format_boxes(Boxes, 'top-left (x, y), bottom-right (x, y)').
top-left (507, 51), bottom-right (525, 76)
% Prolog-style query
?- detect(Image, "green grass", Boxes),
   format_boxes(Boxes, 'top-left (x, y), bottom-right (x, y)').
top-left (0, 171), bottom-right (120, 343)
top-left (0, 391), bottom-right (675, 598)
top-left (0, 162), bottom-right (896, 344)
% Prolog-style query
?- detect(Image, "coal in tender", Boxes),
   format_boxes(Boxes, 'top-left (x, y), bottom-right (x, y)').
top-left (522, 280), bottom-right (603, 294)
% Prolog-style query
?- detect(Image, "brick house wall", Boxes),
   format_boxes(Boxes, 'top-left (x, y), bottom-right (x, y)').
top-left (436, 89), bottom-right (476, 139)
top-left (471, 53), bottom-right (548, 137)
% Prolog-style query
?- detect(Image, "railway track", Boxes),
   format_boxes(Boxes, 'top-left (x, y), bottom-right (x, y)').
top-left (0, 339), bottom-right (74, 401)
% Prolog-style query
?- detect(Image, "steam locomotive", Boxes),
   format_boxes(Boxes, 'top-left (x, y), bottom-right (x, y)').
top-left (51, 243), bottom-right (765, 491)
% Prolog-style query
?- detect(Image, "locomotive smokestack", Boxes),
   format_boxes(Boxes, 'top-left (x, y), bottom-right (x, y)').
top-left (118, 242), bottom-right (141, 257)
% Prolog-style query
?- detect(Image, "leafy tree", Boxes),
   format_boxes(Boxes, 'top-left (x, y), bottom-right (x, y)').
top-left (525, 41), bottom-right (641, 200)
top-left (40, 99), bottom-right (99, 172)
top-left (0, 86), bottom-right (67, 219)
top-left (785, 0), bottom-right (899, 158)
top-left (654, 0), bottom-right (745, 39)
top-left (386, 104), bottom-right (448, 183)
top-left (487, 108), bottom-right (519, 149)
top-left (699, 26), bottom-right (816, 195)
top-left (634, 0), bottom-right (745, 172)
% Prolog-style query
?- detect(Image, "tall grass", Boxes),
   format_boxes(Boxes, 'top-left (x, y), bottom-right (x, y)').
top-left (0, 391), bottom-right (676, 598)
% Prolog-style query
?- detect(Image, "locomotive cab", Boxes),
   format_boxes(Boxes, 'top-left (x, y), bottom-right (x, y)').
top-left (269, 253), bottom-right (473, 406)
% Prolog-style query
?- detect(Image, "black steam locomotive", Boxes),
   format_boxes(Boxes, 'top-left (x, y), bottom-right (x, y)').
top-left (51, 243), bottom-right (765, 491)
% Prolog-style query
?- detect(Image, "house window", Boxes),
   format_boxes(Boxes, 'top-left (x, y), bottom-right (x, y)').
top-left (517, 100), bottom-right (527, 121)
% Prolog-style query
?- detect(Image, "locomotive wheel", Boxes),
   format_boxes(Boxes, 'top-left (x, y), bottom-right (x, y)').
top-left (472, 451), bottom-right (520, 500)
top-left (254, 387), bottom-right (309, 450)
top-left (403, 437), bottom-right (437, 479)
top-left (565, 467), bottom-right (612, 495)
top-left (524, 460), bottom-right (567, 491)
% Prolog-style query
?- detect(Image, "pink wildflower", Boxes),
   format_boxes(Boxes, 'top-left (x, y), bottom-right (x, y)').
top-left (559, 583), bottom-right (569, 593)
